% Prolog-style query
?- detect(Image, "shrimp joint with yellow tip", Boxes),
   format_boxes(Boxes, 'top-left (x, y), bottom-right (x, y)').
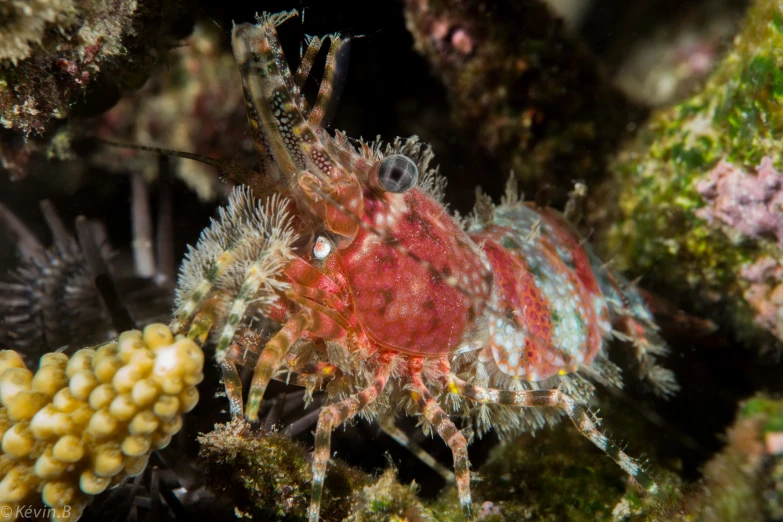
top-left (0, 324), bottom-right (203, 521)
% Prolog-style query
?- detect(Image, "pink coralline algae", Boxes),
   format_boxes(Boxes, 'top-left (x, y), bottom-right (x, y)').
top-left (740, 257), bottom-right (783, 338)
top-left (478, 501), bottom-right (504, 520)
top-left (696, 157), bottom-right (783, 244)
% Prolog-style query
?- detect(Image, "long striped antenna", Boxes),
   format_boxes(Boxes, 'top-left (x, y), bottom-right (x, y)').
top-left (97, 139), bottom-right (284, 197)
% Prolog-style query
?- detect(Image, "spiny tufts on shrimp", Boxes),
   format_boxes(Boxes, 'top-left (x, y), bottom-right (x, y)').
top-left (171, 190), bottom-right (297, 344)
top-left (105, 9), bottom-right (676, 521)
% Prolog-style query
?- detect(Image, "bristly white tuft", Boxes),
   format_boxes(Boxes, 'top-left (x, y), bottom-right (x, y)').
top-left (173, 187), bottom-right (297, 335)
top-left (255, 10), bottom-right (299, 28)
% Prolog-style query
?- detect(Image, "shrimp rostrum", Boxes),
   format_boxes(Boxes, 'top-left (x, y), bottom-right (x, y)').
top-left (167, 11), bottom-right (677, 521)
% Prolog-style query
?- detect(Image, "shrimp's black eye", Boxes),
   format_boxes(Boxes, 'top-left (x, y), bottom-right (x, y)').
top-left (376, 154), bottom-right (418, 193)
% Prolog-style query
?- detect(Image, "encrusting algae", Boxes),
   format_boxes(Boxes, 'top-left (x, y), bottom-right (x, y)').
top-left (0, 323), bottom-right (203, 521)
top-left (0, 0), bottom-right (193, 179)
top-left (403, 0), bottom-right (646, 199)
top-left (601, 0), bottom-right (783, 351)
top-left (645, 394), bottom-right (783, 522)
top-left (198, 418), bottom-right (442, 522)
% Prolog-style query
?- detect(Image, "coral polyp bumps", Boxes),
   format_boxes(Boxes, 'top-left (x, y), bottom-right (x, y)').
top-left (0, 324), bottom-right (203, 521)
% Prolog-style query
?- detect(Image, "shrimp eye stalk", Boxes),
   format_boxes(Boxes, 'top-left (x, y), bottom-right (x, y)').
top-left (369, 154), bottom-right (419, 194)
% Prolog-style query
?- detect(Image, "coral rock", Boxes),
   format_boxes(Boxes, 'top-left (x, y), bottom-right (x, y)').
top-left (602, 0), bottom-right (783, 351)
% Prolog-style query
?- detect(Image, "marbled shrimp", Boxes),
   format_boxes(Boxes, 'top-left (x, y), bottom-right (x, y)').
top-left (126, 10), bottom-right (679, 521)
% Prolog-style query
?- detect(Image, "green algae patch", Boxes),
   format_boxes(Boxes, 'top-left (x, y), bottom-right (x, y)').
top-left (345, 468), bottom-right (438, 522)
top-left (199, 419), bottom-right (366, 521)
top-left (744, 397), bottom-right (783, 433)
top-left (433, 416), bottom-right (679, 522)
top-left (646, 395), bottom-right (783, 522)
top-left (199, 410), bottom-right (682, 522)
top-left (603, 0), bottom-right (783, 350)
top-left (199, 419), bottom-right (440, 522)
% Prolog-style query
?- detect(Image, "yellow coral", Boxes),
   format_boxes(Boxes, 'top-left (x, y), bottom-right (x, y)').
top-left (0, 324), bottom-right (203, 521)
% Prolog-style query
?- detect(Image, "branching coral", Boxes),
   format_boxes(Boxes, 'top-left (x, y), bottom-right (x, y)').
top-left (0, 324), bottom-right (203, 521)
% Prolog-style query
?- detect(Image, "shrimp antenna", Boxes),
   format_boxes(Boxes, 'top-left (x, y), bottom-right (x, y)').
top-left (97, 139), bottom-right (284, 197)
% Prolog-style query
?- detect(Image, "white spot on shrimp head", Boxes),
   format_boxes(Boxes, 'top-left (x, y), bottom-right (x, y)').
top-left (313, 236), bottom-right (332, 260)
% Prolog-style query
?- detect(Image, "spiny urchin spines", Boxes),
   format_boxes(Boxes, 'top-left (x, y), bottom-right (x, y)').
top-left (0, 240), bottom-right (105, 359)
